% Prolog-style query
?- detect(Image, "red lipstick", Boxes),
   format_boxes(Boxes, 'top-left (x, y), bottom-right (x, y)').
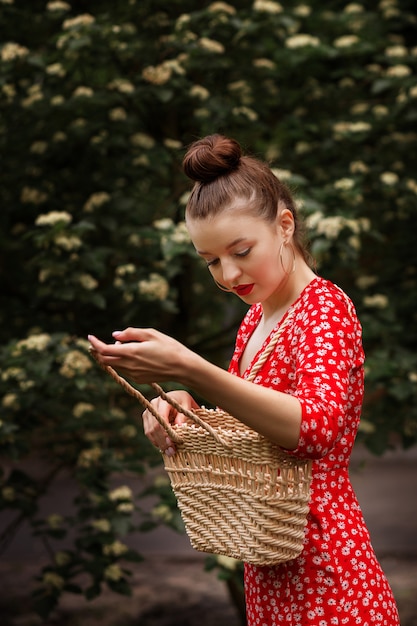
top-left (234, 284), bottom-right (254, 296)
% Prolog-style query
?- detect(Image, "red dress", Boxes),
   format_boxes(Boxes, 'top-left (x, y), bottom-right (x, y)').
top-left (228, 277), bottom-right (399, 626)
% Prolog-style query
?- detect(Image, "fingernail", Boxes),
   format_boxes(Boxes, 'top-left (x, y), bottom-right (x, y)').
top-left (112, 331), bottom-right (122, 337)
top-left (165, 446), bottom-right (175, 457)
top-left (165, 437), bottom-right (173, 447)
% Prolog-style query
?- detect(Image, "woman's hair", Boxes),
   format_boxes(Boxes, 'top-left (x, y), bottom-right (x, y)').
top-left (183, 134), bottom-right (310, 263)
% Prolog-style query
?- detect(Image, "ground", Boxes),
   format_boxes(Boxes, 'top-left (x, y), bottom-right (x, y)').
top-left (0, 554), bottom-right (416, 626)
top-left (1, 445), bottom-right (416, 624)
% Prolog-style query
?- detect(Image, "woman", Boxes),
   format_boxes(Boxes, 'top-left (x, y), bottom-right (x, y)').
top-left (89, 134), bottom-right (400, 625)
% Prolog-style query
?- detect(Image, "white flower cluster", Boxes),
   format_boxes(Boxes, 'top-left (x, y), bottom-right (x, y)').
top-left (253, 58), bottom-right (276, 70)
top-left (386, 65), bottom-right (411, 78)
top-left (2, 394), bottom-right (20, 410)
top-left (54, 234), bottom-right (82, 251)
top-left (109, 485), bottom-right (134, 512)
top-left (103, 540), bottom-right (128, 556)
top-left (30, 140), bottom-right (48, 154)
top-left (46, 1), bottom-right (71, 10)
top-left (363, 294), bottom-right (389, 309)
top-left (153, 218), bottom-right (174, 230)
top-left (198, 37), bottom-right (225, 54)
top-left (380, 171), bottom-right (399, 185)
top-left (152, 504), bottom-right (174, 523)
top-left (72, 86), bottom-right (94, 98)
top-left (344, 3), bottom-right (364, 13)
top-left (73, 402), bottom-right (95, 418)
top-left (21, 84), bottom-right (44, 108)
top-left (356, 275), bottom-right (378, 289)
top-left (21, 186), bottom-right (48, 204)
top-left (91, 518), bottom-right (111, 532)
top-left (130, 132), bottom-right (155, 149)
top-left (293, 5), bottom-right (311, 17)
top-left (253, 0), bottom-right (283, 13)
top-left (13, 333), bottom-right (51, 354)
top-left (115, 263), bottom-right (136, 276)
top-left (138, 273), bottom-right (169, 301)
top-left (333, 121), bottom-right (371, 137)
top-left (35, 211), bottom-right (72, 227)
top-left (208, 2), bottom-right (236, 15)
top-left (271, 168), bottom-right (292, 181)
top-left (286, 34), bottom-right (320, 49)
top-left (307, 211), bottom-right (370, 241)
top-left (77, 446), bottom-right (101, 468)
top-left (42, 572), bottom-right (65, 590)
top-left (109, 107), bottom-right (127, 121)
top-left (59, 350), bottom-right (92, 378)
top-left (1, 42), bottom-right (29, 62)
top-left (104, 565), bottom-right (123, 581)
top-left (232, 106), bottom-right (258, 121)
top-left (1, 366), bottom-right (26, 381)
top-left (83, 191), bottom-right (111, 212)
top-left (406, 179), bottom-right (417, 194)
top-left (78, 274), bottom-right (98, 290)
top-left (62, 14), bottom-right (95, 30)
top-left (107, 78), bottom-right (135, 94)
top-left (334, 35), bottom-right (360, 48)
top-left (1, 366), bottom-right (35, 392)
top-left (142, 58), bottom-right (185, 85)
top-left (109, 485), bottom-right (133, 501)
top-left (334, 177), bottom-right (355, 191)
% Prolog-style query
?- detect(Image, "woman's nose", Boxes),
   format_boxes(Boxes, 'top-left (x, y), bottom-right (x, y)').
top-left (221, 260), bottom-right (242, 285)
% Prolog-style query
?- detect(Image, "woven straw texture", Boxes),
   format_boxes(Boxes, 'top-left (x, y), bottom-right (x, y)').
top-left (91, 314), bottom-right (312, 565)
top-left (163, 407), bottom-right (311, 565)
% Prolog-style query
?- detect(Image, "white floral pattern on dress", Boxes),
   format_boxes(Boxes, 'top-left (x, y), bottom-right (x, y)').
top-left (228, 277), bottom-right (399, 626)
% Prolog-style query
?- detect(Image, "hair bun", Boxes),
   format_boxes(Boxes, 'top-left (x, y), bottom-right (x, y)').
top-left (183, 134), bottom-right (241, 183)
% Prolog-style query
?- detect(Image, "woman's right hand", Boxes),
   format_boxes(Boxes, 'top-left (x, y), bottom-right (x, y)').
top-left (141, 390), bottom-right (200, 456)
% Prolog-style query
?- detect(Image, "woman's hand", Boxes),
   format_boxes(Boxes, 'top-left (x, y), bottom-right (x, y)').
top-left (88, 327), bottom-right (190, 384)
top-left (142, 390), bottom-right (200, 456)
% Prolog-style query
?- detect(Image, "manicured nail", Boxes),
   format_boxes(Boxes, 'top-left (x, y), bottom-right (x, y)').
top-left (112, 331), bottom-right (122, 337)
top-left (165, 437), bottom-right (173, 447)
top-left (165, 446), bottom-right (175, 457)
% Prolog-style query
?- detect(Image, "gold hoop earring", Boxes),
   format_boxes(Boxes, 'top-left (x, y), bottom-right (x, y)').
top-left (214, 279), bottom-right (233, 293)
top-left (279, 242), bottom-right (296, 275)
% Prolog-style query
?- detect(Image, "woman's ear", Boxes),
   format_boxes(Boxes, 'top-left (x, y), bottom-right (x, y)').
top-left (277, 204), bottom-right (295, 239)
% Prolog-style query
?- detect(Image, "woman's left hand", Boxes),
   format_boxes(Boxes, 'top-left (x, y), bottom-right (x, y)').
top-left (88, 327), bottom-right (189, 384)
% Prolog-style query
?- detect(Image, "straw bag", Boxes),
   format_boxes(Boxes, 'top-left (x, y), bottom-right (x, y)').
top-left (92, 316), bottom-right (312, 566)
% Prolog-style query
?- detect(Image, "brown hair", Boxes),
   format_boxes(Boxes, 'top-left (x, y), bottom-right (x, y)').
top-left (183, 134), bottom-right (310, 263)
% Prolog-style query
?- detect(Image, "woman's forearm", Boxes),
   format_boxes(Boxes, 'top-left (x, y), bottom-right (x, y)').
top-left (88, 329), bottom-right (301, 449)
top-left (178, 350), bottom-right (301, 450)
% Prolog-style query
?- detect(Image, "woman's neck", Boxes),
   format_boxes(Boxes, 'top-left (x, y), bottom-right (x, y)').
top-left (261, 263), bottom-right (316, 324)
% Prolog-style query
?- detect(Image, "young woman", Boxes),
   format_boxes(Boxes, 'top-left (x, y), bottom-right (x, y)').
top-left (89, 134), bottom-right (400, 625)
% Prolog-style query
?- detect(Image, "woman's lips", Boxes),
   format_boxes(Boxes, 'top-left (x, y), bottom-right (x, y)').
top-left (234, 284), bottom-right (254, 296)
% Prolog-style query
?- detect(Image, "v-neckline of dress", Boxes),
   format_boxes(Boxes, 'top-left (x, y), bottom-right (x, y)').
top-left (238, 276), bottom-right (321, 378)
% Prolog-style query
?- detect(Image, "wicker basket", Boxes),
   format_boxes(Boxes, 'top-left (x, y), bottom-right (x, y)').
top-left (92, 318), bottom-right (312, 566)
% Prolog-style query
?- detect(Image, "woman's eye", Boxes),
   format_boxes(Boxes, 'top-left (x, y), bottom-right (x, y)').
top-left (236, 248), bottom-right (250, 258)
top-left (206, 258), bottom-right (219, 268)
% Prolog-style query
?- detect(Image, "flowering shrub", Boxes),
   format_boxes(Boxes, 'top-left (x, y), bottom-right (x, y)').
top-left (1, 0), bottom-right (416, 618)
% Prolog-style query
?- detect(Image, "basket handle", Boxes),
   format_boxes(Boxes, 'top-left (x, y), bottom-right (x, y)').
top-left (245, 309), bottom-right (294, 382)
top-left (90, 350), bottom-right (232, 448)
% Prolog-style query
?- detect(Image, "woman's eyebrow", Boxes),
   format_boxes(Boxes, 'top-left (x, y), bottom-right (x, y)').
top-left (196, 237), bottom-right (247, 255)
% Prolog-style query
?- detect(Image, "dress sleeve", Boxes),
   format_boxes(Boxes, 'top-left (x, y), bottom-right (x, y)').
top-left (290, 289), bottom-right (365, 459)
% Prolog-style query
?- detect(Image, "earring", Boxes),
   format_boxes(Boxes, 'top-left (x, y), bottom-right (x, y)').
top-left (279, 241), bottom-right (296, 275)
top-left (214, 279), bottom-right (233, 293)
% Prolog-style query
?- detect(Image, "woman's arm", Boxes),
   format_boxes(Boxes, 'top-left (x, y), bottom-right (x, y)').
top-left (88, 328), bottom-right (302, 450)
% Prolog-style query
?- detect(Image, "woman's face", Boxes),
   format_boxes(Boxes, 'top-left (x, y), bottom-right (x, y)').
top-left (186, 204), bottom-right (293, 306)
